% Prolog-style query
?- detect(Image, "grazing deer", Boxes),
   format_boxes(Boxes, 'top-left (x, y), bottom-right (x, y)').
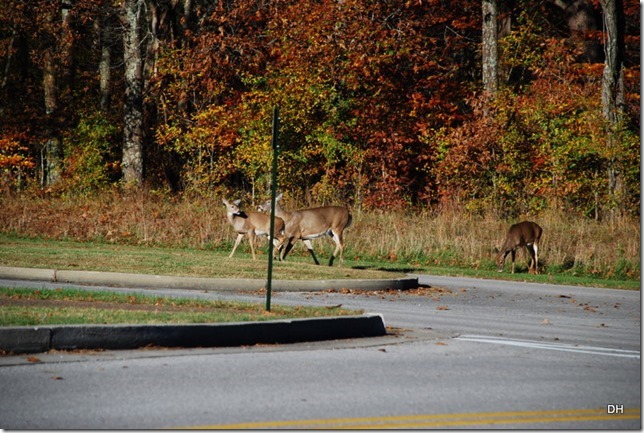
top-left (222, 198), bottom-right (285, 260)
top-left (496, 221), bottom-right (543, 274)
top-left (258, 193), bottom-right (352, 266)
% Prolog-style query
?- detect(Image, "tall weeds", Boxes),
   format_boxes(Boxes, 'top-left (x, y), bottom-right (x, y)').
top-left (348, 207), bottom-right (639, 279)
top-left (0, 190), bottom-right (639, 280)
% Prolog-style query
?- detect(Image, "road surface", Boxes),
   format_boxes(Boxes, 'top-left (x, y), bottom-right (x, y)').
top-left (0, 274), bottom-right (640, 429)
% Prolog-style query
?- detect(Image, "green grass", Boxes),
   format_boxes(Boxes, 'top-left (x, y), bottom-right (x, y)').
top-left (1, 193), bottom-right (639, 289)
top-left (410, 264), bottom-right (640, 290)
top-left (0, 193), bottom-right (637, 330)
top-left (0, 233), bottom-right (405, 280)
top-left (0, 233), bottom-right (637, 290)
top-left (0, 287), bottom-right (359, 327)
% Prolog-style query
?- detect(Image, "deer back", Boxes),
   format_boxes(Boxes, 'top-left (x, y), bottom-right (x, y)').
top-left (258, 194), bottom-right (350, 239)
top-left (249, 211), bottom-right (285, 237)
top-left (502, 221), bottom-right (542, 251)
top-left (291, 206), bottom-right (350, 237)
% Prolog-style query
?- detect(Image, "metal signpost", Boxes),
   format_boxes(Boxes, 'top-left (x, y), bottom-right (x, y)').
top-left (265, 107), bottom-right (279, 311)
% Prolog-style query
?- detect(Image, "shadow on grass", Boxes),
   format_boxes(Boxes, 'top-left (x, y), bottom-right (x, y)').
top-left (352, 265), bottom-right (418, 274)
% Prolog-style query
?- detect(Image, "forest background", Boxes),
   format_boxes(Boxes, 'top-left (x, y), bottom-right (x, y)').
top-left (0, 0), bottom-right (640, 282)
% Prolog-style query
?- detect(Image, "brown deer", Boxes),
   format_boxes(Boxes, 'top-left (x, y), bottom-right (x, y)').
top-left (258, 193), bottom-right (352, 266)
top-left (496, 221), bottom-right (543, 274)
top-left (222, 198), bottom-right (285, 260)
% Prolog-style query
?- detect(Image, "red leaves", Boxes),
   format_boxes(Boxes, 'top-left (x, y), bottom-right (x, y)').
top-left (0, 0), bottom-right (639, 218)
top-left (0, 136), bottom-right (36, 190)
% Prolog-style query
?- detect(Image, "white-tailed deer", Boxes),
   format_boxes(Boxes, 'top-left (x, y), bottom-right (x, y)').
top-left (258, 193), bottom-right (352, 266)
top-left (222, 198), bottom-right (285, 260)
top-left (496, 221), bottom-right (543, 274)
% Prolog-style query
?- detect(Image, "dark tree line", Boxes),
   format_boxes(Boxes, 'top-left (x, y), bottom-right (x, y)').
top-left (0, 0), bottom-right (639, 217)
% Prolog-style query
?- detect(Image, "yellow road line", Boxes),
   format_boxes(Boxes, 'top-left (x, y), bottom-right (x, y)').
top-left (181, 407), bottom-right (640, 429)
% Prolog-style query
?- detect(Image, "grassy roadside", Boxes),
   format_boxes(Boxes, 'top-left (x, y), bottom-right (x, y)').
top-left (0, 232), bottom-right (638, 328)
top-left (0, 287), bottom-right (358, 327)
top-left (1, 193), bottom-right (637, 329)
top-left (0, 234), bottom-right (406, 281)
top-left (0, 235), bottom-right (382, 328)
top-left (0, 234), bottom-right (638, 290)
top-left (2, 192), bottom-right (639, 283)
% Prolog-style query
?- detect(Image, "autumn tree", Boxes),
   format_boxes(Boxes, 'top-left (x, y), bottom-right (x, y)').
top-left (97, 0), bottom-right (120, 112)
top-left (434, 0), bottom-right (639, 218)
top-left (549, 0), bottom-right (603, 63)
top-left (120, 0), bottom-right (145, 186)
top-left (482, 0), bottom-right (498, 98)
top-left (155, 0), bottom-right (481, 207)
top-left (0, 0), bottom-right (639, 218)
top-left (0, 0), bottom-right (76, 188)
top-left (599, 0), bottom-right (626, 217)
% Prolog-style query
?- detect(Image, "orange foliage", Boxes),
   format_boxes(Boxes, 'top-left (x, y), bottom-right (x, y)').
top-left (0, 0), bottom-right (639, 217)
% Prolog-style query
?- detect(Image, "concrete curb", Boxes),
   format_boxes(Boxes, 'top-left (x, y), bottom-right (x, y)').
top-left (0, 266), bottom-right (402, 354)
top-left (0, 266), bottom-right (419, 292)
top-left (0, 314), bottom-right (387, 354)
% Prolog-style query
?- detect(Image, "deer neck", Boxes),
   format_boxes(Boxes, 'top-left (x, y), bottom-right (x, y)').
top-left (227, 211), bottom-right (248, 225)
top-left (274, 203), bottom-right (290, 221)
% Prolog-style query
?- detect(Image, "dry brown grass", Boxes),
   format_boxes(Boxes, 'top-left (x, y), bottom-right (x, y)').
top-left (348, 206), bottom-right (639, 279)
top-left (1, 190), bottom-right (227, 248)
top-left (0, 190), bottom-right (639, 280)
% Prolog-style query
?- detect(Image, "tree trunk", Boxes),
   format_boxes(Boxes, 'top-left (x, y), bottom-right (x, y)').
top-left (551, 0), bottom-right (602, 63)
top-left (482, 0), bottom-right (498, 97)
top-left (1, 29), bottom-right (16, 93)
top-left (42, 43), bottom-right (61, 187)
top-left (600, 0), bottom-right (625, 218)
top-left (183, 0), bottom-right (192, 29)
top-left (40, 0), bottom-right (75, 187)
top-left (99, 33), bottom-right (112, 111)
top-left (600, 0), bottom-right (624, 123)
top-left (97, 2), bottom-right (113, 112)
top-left (121, 0), bottom-right (145, 186)
top-left (496, 1), bottom-right (513, 85)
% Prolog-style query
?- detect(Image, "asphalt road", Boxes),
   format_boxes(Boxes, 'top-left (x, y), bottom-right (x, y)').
top-left (0, 274), bottom-right (640, 429)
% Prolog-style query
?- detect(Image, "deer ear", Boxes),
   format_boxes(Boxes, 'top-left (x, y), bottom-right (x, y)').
top-left (233, 199), bottom-right (242, 206)
top-left (276, 192), bottom-right (283, 201)
top-left (222, 198), bottom-right (228, 206)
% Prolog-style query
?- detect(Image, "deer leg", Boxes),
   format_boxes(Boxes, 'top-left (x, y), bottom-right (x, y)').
top-left (328, 230), bottom-right (344, 267)
top-left (524, 245), bottom-right (534, 272)
top-left (280, 238), bottom-right (295, 261)
top-left (248, 231), bottom-right (257, 260)
top-left (229, 233), bottom-right (244, 258)
top-left (526, 244), bottom-right (539, 274)
top-left (510, 250), bottom-right (516, 274)
top-left (533, 243), bottom-right (539, 273)
top-left (276, 243), bottom-right (285, 260)
top-left (271, 237), bottom-right (283, 259)
top-left (273, 232), bottom-right (286, 259)
top-left (303, 239), bottom-right (320, 265)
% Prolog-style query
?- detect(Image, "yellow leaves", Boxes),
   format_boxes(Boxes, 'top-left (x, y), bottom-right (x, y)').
top-left (0, 154), bottom-right (35, 169)
top-left (0, 137), bottom-right (35, 170)
top-left (155, 124), bottom-right (184, 149)
top-left (232, 137), bottom-right (272, 179)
